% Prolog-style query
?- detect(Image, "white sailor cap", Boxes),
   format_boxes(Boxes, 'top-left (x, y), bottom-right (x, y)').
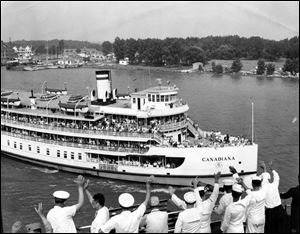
top-left (252, 175), bottom-right (262, 181)
top-left (118, 193), bottom-right (135, 208)
top-left (232, 184), bottom-right (243, 193)
top-left (223, 179), bottom-right (234, 186)
top-left (184, 192), bottom-right (196, 204)
top-left (53, 191), bottom-right (70, 199)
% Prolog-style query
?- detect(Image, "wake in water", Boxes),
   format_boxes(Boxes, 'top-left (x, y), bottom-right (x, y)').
top-left (30, 167), bottom-right (59, 174)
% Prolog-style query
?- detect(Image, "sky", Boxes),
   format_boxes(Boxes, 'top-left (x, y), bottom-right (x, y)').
top-left (1, 1), bottom-right (299, 42)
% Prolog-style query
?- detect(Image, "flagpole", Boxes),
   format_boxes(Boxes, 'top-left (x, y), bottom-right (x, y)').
top-left (252, 102), bottom-right (254, 144)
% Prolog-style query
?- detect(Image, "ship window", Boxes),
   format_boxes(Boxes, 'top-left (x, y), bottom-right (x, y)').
top-left (165, 95), bottom-right (169, 102)
top-left (148, 94), bottom-right (151, 102)
top-left (7, 140), bottom-right (10, 146)
top-left (46, 148), bottom-right (50, 156)
top-left (156, 94), bottom-right (160, 102)
top-left (71, 152), bottom-right (74, 160)
top-left (78, 153), bottom-right (82, 160)
top-left (28, 145), bottom-right (31, 151)
top-left (133, 98), bottom-right (136, 104)
top-left (14, 142), bottom-right (17, 148)
top-left (20, 143), bottom-right (23, 150)
top-left (64, 151), bottom-right (67, 158)
top-left (57, 150), bottom-right (60, 157)
top-left (37, 146), bottom-right (40, 153)
top-left (161, 95), bottom-right (165, 102)
top-left (152, 94), bottom-right (155, 102)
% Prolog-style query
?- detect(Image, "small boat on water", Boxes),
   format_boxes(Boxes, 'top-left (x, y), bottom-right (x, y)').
top-left (46, 65), bottom-right (59, 69)
top-left (39, 93), bottom-right (58, 101)
top-left (24, 65), bottom-right (46, 71)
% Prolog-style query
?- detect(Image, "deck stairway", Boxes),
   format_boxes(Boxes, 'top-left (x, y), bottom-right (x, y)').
top-left (187, 117), bottom-right (201, 139)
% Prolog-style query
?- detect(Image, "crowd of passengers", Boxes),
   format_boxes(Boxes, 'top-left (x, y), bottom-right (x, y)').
top-left (90, 156), bottom-right (177, 169)
top-left (197, 131), bottom-right (252, 147)
top-left (3, 113), bottom-right (251, 148)
top-left (3, 113), bottom-right (185, 134)
top-left (8, 128), bottom-right (149, 151)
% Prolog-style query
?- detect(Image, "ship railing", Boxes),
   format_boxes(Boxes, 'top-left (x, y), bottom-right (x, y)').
top-left (2, 131), bottom-right (148, 154)
top-left (159, 120), bottom-right (187, 131)
top-left (98, 163), bottom-right (118, 171)
top-left (1, 118), bottom-right (155, 139)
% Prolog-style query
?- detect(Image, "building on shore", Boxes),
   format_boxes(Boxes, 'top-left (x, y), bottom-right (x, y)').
top-left (12, 45), bottom-right (34, 60)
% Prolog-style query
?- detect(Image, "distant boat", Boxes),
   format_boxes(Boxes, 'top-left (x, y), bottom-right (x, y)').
top-left (24, 65), bottom-right (46, 71)
top-left (46, 65), bottom-right (59, 69)
top-left (39, 93), bottom-right (58, 101)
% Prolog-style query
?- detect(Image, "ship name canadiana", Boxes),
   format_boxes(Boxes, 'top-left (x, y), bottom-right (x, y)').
top-left (1, 70), bottom-right (258, 186)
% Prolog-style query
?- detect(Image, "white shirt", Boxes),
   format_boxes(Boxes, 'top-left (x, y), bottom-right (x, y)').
top-left (175, 207), bottom-right (202, 233)
top-left (90, 206), bottom-right (109, 233)
top-left (174, 188), bottom-right (203, 233)
top-left (261, 170), bottom-right (281, 208)
top-left (100, 203), bottom-right (146, 233)
top-left (46, 205), bottom-right (77, 233)
top-left (199, 184), bottom-right (219, 232)
top-left (221, 200), bottom-right (246, 233)
top-left (244, 189), bottom-right (266, 220)
top-left (214, 192), bottom-right (233, 216)
top-left (140, 209), bottom-right (168, 233)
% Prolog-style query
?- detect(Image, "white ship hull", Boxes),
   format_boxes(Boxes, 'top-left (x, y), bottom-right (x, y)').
top-left (1, 133), bottom-right (258, 187)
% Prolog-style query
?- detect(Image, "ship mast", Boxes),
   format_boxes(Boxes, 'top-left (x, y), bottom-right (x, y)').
top-left (252, 102), bottom-right (254, 144)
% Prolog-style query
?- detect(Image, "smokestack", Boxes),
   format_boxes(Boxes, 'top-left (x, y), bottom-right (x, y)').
top-left (95, 70), bottom-right (112, 102)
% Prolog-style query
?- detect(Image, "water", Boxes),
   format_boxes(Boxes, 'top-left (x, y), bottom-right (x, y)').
top-left (1, 66), bottom-right (299, 232)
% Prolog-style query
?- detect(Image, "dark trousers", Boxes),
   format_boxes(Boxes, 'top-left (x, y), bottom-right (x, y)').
top-left (265, 205), bottom-right (289, 233)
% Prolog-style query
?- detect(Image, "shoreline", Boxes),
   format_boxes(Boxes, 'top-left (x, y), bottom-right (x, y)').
top-left (83, 63), bottom-right (299, 79)
top-left (2, 62), bottom-right (299, 80)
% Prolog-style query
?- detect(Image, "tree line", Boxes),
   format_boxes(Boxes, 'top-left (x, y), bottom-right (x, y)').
top-left (102, 35), bottom-right (299, 67)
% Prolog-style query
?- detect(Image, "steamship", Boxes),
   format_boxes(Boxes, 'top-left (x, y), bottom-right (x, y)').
top-left (1, 70), bottom-right (258, 186)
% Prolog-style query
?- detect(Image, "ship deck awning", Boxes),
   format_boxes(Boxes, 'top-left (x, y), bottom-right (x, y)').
top-left (2, 108), bottom-right (105, 122)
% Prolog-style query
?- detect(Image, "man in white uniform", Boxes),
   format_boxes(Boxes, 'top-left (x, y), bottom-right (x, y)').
top-left (139, 196), bottom-right (168, 233)
top-left (99, 176), bottom-right (153, 233)
top-left (174, 188), bottom-right (203, 233)
top-left (84, 180), bottom-right (109, 233)
top-left (260, 161), bottom-right (288, 233)
top-left (221, 184), bottom-right (246, 233)
top-left (230, 165), bottom-right (267, 233)
top-left (213, 179), bottom-right (234, 222)
top-left (46, 175), bottom-right (85, 233)
top-left (171, 172), bottom-right (221, 233)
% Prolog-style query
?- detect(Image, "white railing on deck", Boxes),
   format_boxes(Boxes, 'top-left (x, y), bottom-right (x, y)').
top-left (2, 131), bottom-right (148, 154)
top-left (1, 118), bottom-right (155, 139)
